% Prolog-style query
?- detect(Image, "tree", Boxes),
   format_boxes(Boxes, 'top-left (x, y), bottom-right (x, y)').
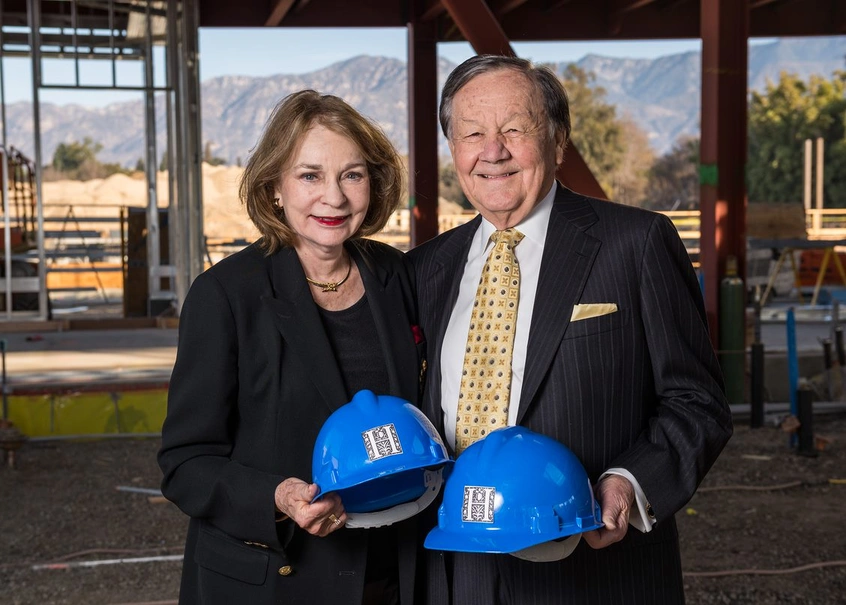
top-left (559, 65), bottom-right (627, 199)
top-left (747, 71), bottom-right (846, 206)
top-left (644, 136), bottom-right (700, 211)
top-left (203, 141), bottom-right (227, 166)
top-left (52, 137), bottom-right (102, 173)
top-left (159, 148), bottom-right (169, 172)
top-left (135, 157), bottom-right (145, 173)
top-left (47, 137), bottom-right (128, 181)
top-left (609, 118), bottom-right (655, 206)
top-left (439, 161), bottom-right (470, 209)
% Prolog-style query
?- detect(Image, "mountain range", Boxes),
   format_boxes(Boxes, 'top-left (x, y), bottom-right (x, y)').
top-left (4, 36), bottom-right (844, 167)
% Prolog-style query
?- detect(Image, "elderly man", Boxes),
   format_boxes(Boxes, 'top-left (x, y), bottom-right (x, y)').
top-left (408, 55), bottom-right (732, 604)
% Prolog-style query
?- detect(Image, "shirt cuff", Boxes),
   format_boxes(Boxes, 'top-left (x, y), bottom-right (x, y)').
top-left (600, 468), bottom-right (656, 533)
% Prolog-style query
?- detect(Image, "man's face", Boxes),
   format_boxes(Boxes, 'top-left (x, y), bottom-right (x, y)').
top-left (448, 69), bottom-right (566, 229)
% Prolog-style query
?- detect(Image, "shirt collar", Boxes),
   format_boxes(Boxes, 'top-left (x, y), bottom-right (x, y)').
top-left (476, 181), bottom-right (557, 251)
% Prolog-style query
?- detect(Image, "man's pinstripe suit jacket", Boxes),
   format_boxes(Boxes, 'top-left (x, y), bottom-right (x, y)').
top-left (408, 184), bottom-right (733, 605)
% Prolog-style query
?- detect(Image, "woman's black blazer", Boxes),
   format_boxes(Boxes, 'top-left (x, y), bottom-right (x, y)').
top-left (158, 238), bottom-right (425, 605)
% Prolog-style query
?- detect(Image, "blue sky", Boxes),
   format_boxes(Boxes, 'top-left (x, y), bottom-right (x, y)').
top-left (0, 27), bottom-right (776, 107)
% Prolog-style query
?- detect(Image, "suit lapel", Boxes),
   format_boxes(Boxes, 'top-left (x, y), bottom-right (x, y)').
top-left (424, 216), bottom-right (481, 433)
top-left (517, 187), bottom-right (601, 423)
top-left (262, 247), bottom-right (348, 412)
top-left (351, 241), bottom-right (417, 403)
top-left (431, 216), bottom-right (481, 349)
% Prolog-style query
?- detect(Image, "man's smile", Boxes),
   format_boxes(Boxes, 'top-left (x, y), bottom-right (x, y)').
top-left (478, 172), bottom-right (518, 179)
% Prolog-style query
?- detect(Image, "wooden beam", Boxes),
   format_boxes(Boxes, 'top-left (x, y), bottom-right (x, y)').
top-left (265, 0), bottom-right (297, 26)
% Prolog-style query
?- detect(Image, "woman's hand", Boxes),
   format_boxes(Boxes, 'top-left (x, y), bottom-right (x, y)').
top-left (274, 478), bottom-right (347, 537)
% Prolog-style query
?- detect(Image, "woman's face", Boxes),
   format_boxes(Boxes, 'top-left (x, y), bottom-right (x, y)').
top-left (276, 124), bottom-right (370, 257)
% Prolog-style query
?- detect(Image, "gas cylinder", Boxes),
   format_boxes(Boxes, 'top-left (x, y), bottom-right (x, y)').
top-left (720, 256), bottom-right (746, 404)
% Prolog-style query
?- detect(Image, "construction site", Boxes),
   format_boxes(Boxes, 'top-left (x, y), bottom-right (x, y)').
top-left (1, 1), bottom-right (845, 604)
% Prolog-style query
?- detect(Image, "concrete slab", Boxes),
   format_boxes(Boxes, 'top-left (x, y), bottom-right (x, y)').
top-left (1, 328), bottom-right (177, 392)
top-left (0, 300), bottom-right (841, 404)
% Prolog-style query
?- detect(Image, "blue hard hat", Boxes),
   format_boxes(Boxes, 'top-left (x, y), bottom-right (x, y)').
top-left (312, 389), bottom-right (452, 528)
top-left (424, 426), bottom-right (602, 559)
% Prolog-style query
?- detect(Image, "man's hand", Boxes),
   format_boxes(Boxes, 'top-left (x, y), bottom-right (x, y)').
top-left (582, 474), bottom-right (634, 549)
top-left (274, 478), bottom-right (346, 537)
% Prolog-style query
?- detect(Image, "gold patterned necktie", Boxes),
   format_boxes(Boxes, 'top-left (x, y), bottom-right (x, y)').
top-left (455, 228), bottom-right (524, 455)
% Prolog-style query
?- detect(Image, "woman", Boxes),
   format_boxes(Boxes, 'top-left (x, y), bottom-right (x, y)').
top-left (158, 90), bottom-right (424, 605)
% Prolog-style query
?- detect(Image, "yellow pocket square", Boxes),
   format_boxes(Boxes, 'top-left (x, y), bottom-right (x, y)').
top-left (571, 303), bottom-right (618, 322)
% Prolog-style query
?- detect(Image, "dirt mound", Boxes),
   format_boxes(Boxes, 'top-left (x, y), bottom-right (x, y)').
top-left (41, 165), bottom-right (260, 242)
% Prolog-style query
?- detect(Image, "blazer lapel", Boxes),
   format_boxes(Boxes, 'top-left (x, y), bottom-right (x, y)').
top-left (262, 247), bottom-right (348, 412)
top-left (350, 241), bottom-right (417, 403)
top-left (517, 187), bottom-right (601, 423)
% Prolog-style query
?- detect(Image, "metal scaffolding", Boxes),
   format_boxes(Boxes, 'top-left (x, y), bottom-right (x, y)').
top-left (0, 0), bottom-right (204, 320)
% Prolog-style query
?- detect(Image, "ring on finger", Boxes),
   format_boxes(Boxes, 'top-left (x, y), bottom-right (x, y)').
top-left (328, 513), bottom-right (341, 526)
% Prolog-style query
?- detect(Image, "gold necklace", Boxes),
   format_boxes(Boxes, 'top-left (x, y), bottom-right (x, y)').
top-left (304, 257), bottom-right (352, 292)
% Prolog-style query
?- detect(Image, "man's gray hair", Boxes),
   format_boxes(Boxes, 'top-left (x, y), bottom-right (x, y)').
top-left (439, 55), bottom-right (571, 143)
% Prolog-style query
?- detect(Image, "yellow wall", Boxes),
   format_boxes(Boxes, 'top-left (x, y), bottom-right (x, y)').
top-left (7, 389), bottom-right (167, 437)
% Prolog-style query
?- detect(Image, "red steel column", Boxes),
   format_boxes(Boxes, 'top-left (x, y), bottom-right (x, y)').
top-left (407, 14), bottom-right (440, 247)
top-left (700, 0), bottom-right (748, 347)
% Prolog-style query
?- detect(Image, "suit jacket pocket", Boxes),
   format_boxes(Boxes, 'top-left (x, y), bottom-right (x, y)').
top-left (196, 525), bottom-right (270, 586)
top-left (563, 308), bottom-right (629, 339)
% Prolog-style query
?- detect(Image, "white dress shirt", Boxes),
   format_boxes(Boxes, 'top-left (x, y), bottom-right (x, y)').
top-left (440, 182), bottom-right (655, 533)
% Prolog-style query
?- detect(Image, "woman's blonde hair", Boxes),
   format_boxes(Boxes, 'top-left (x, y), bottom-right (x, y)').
top-left (239, 90), bottom-right (405, 253)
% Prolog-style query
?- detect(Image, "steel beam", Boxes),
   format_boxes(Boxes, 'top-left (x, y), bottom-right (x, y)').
top-left (440, 0), bottom-right (513, 55)
top-left (440, 0), bottom-right (607, 199)
top-left (612, 0), bottom-right (662, 15)
top-left (407, 10), bottom-right (439, 246)
top-left (750, 0), bottom-right (846, 35)
top-left (749, 0), bottom-right (781, 8)
top-left (491, 0), bottom-right (530, 17)
top-left (699, 0), bottom-right (748, 348)
top-left (555, 142), bottom-right (607, 200)
top-left (192, 0), bottom-right (846, 36)
top-left (472, 0), bottom-right (702, 40)
top-left (265, 0), bottom-right (297, 26)
top-left (420, 0), bottom-right (445, 21)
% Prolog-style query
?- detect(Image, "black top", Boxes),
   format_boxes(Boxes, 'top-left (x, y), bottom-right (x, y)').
top-left (317, 294), bottom-right (390, 397)
top-left (317, 294), bottom-right (398, 585)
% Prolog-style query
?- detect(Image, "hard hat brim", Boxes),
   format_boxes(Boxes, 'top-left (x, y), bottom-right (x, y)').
top-left (424, 519), bottom-right (603, 554)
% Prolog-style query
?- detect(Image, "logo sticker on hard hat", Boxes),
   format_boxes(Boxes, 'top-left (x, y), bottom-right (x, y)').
top-left (462, 486), bottom-right (496, 523)
top-left (362, 424), bottom-right (403, 461)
